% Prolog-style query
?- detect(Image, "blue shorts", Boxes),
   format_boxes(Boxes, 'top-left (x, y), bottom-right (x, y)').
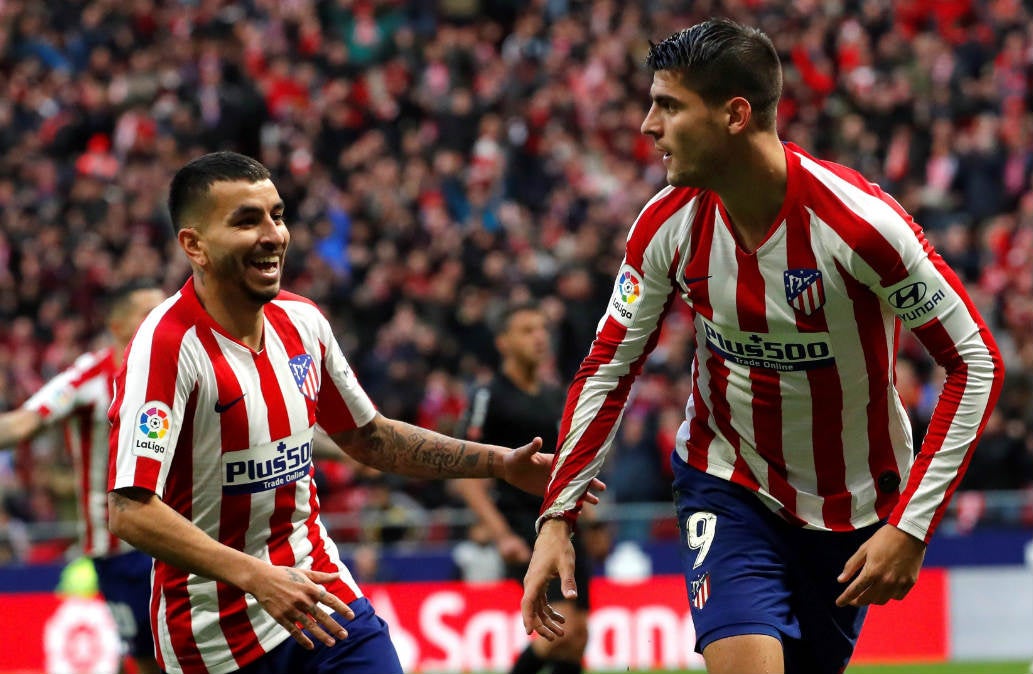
top-left (93, 550), bottom-right (155, 660)
top-left (236, 597), bottom-right (402, 674)
top-left (672, 456), bottom-right (876, 674)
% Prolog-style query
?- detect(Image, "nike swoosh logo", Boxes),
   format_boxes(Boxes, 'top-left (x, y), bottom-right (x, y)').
top-left (214, 394), bottom-right (245, 414)
top-left (684, 274), bottom-right (712, 285)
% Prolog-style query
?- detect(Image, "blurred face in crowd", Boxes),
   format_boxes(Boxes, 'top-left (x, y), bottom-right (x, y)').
top-left (640, 69), bottom-right (731, 189)
top-left (108, 288), bottom-right (166, 347)
top-left (497, 308), bottom-right (550, 371)
top-left (179, 179), bottom-right (290, 307)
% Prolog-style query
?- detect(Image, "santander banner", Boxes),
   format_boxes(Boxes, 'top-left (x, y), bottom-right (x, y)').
top-left (364, 576), bottom-right (707, 671)
top-left (2, 572), bottom-right (946, 673)
top-left (362, 572), bottom-right (947, 671)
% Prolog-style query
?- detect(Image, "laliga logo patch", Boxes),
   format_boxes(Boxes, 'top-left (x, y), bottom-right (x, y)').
top-left (609, 265), bottom-right (643, 326)
top-left (619, 270), bottom-right (640, 304)
top-left (139, 406), bottom-right (169, 439)
top-left (52, 386), bottom-right (76, 413)
top-left (133, 401), bottom-right (173, 458)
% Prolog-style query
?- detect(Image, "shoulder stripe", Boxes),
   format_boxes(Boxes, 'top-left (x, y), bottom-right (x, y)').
top-left (625, 187), bottom-right (698, 268)
top-left (796, 152), bottom-right (917, 285)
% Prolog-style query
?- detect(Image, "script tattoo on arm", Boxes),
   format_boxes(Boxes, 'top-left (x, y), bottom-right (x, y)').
top-left (399, 430), bottom-right (480, 477)
top-left (349, 420), bottom-right (485, 478)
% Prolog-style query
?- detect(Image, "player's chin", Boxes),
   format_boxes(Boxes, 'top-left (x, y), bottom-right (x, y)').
top-left (666, 169), bottom-right (699, 188)
top-left (246, 282), bottom-right (281, 304)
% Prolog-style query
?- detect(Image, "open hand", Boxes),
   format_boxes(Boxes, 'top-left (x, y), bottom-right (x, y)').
top-left (252, 567), bottom-right (356, 649)
top-left (520, 519), bottom-right (578, 640)
top-left (500, 437), bottom-right (606, 502)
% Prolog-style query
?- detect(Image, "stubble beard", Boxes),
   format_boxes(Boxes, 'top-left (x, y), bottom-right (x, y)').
top-left (244, 282), bottom-right (279, 305)
top-left (210, 253), bottom-right (281, 306)
top-left (667, 165), bottom-right (703, 189)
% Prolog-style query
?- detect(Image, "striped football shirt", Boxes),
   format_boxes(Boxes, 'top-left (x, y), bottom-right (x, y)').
top-left (109, 279), bottom-right (375, 674)
top-left (25, 348), bottom-right (131, 557)
top-left (540, 142), bottom-right (1003, 543)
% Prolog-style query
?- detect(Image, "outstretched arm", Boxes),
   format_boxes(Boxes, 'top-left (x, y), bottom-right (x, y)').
top-left (108, 487), bottom-right (355, 650)
top-left (331, 413), bottom-right (548, 491)
top-left (0, 409), bottom-right (44, 448)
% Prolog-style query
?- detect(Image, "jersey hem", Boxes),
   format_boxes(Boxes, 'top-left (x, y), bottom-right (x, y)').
top-left (166, 629), bottom-right (292, 674)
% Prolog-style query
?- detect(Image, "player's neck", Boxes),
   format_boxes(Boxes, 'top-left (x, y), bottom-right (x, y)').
top-left (501, 360), bottom-right (540, 394)
top-left (112, 339), bottom-right (127, 368)
top-left (194, 279), bottom-right (265, 351)
top-left (714, 135), bottom-right (788, 253)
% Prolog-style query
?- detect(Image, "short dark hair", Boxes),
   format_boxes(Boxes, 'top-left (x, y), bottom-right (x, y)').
top-left (493, 301), bottom-right (543, 337)
top-left (168, 151), bottom-right (271, 230)
top-left (646, 18), bottom-right (782, 129)
top-left (104, 278), bottom-right (162, 319)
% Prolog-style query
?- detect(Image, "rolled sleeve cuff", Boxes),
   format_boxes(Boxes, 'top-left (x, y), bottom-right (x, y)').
top-left (535, 507), bottom-right (580, 534)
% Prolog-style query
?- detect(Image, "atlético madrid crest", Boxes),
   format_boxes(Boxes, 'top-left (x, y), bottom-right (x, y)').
top-left (784, 268), bottom-right (825, 316)
top-left (690, 572), bottom-right (711, 610)
top-left (289, 354), bottom-right (319, 401)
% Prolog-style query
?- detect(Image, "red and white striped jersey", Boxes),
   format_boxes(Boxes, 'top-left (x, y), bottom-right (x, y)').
top-left (109, 279), bottom-right (376, 674)
top-left (541, 142), bottom-right (1003, 543)
top-left (24, 348), bottom-right (130, 558)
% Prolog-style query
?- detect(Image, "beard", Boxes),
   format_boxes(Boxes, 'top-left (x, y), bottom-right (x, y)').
top-left (242, 280), bottom-right (280, 305)
top-left (667, 163), bottom-right (706, 188)
top-left (208, 252), bottom-right (282, 305)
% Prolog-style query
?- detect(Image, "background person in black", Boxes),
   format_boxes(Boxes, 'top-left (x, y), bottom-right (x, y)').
top-left (454, 302), bottom-right (591, 674)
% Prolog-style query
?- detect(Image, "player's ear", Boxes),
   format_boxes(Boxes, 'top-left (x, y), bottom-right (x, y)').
top-left (726, 96), bottom-right (752, 135)
top-left (178, 227), bottom-right (207, 267)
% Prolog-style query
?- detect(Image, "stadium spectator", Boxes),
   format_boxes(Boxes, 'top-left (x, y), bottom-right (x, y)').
top-left (0, 0), bottom-right (1030, 553)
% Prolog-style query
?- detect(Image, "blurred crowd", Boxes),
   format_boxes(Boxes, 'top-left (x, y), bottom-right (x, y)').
top-left (2, 0), bottom-right (1033, 565)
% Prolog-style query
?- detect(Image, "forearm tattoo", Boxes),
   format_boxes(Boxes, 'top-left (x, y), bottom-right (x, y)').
top-left (359, 422), bottom-right (483, 477)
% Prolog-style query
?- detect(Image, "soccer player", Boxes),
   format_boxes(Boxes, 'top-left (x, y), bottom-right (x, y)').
top-left (520, 19), bottom-right (1004, 674)
top-left (0, 280), bottom-right (165, 674)
top-left (107, 151), bottom-right (602, 674)
top-left (454, 302), bottom-right (590, 674)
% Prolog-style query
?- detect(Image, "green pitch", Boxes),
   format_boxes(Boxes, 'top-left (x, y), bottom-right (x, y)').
top-left (848, 663), bottom-right (1029, 674)
top-left (467, 664), bottom-right (1029, 674)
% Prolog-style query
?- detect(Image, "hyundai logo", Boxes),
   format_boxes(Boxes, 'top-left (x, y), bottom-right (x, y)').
top-left (888, 282), bottom-right (927, 309)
